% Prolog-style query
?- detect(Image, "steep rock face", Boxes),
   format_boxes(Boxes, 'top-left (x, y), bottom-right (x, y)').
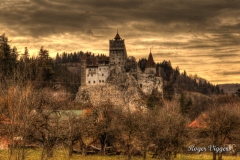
top-left (75, 72), bottom-right (146, 110)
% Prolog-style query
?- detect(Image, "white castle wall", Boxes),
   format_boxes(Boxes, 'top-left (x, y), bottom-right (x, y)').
top-left (86, 66), bottom-right (109, 85)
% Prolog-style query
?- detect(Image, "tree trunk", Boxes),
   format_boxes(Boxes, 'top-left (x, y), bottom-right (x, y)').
top-left (68, 141), bottom-right (73, 157)
top-left (81, 144), bottom-right (87, 156)
top-left (100, 133), bottom-right (107, 155)
top-left (142, 145), bottom-right (147, 160)
top-left (218, 153), bottom-right (222, 160)
top-left (213, 151), bottom-right (217, 160)
top-left (127, 153), bottom-right (132, 160)
top-left (8, 144), bottom-right (13, 160)
top-left (127, 144), bottom-right (132, 160)
top-left (46, 145), bottom-right (53, 158)
top-left (143, 151), bottom-right (146, 160)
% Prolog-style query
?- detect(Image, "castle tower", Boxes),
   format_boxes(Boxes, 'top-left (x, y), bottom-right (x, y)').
top-left (80, 54), bottom-right (87, 86)
top-left (109, 31), bottom-right (127, 70)
top-left (144, 51), bottom-right (156, 74)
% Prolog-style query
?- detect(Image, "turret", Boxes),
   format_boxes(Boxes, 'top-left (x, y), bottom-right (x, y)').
top-left (144, 51), bottom-right (156, 74)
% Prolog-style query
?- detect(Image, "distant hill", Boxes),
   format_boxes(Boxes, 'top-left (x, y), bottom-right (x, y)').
top-left (218, 84), bottom-right (240, 94)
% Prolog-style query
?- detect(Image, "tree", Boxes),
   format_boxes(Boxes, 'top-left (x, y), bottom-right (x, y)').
top-left (37, 46), bottom-right (54, 82)
top-left (38, 46), bottom-right (49, 61)
top-left (114, 108), bottom-right (142, 160)
top-left (27, 91), bottom-right (63, 159)
top-left (149, 106), bottom-right (189, 160)
top-left (21, 47), bottom-right (29, 62)
top-left (137, 58), bottom-right (147, 72)
top-left (0, 80), bottom-right (46, 160)
top-left (198, 100), bottom-right (240, 160)
top-left (179, 93), bottom-right (192, 115)
top-left (147, 89), bottom-right (163, 110)
top-left (59, 111), bottom-right (82, 157)
top-left (0, 40), bottom-right (17, 77)
top-left (235, 88), bottom-right (240, 97)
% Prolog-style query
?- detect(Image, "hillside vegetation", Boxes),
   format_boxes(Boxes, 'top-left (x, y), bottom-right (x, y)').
top-left (219, 84), bottom-right (240, 94)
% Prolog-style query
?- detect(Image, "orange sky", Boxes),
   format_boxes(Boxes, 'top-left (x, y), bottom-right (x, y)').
top-left (1, 0), bottom-right (240, 84)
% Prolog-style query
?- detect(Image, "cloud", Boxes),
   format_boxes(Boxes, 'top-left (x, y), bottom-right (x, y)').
top-left (1, 0), bottom-right (240, 84)
top-left (222, 71), bottom-right (240, 76)
top-left (1, 0), bottom-right (240, 37)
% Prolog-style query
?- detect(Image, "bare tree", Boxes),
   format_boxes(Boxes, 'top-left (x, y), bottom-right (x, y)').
top-left (148, 105), bottom-right (189, 160)
top-left (0, 81), bottom-right (45, 160)
top-left (58, 111), bottom-right (82, 157)
top-left (199, 100), bottom-right (240, 160)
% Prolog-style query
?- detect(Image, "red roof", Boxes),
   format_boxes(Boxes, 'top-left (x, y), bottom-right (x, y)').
top-left (145, 52), bottom-right (155, 68)
top-left (188, 113), bottom-right (207, 128)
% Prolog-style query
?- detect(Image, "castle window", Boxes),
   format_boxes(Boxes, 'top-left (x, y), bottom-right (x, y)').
top-left (99, 80), bottom-right (101, 83)
top-left (99, 68), bottom-right (101, 71)
top-left (102, 80), bottom-right (104, 82)
top-left (140, 84), bottom-right (142, 88)
top-left (119, 58), bottom-right (121, 60)
top-left (93, 81), bottom-right (95, 83)
top-left (102, 74), bottom-right (104, 76)
top-left (88, 81), bottom-right (91, 83)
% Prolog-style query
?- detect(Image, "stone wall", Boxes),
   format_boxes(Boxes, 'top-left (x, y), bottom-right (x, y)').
top-left (137, 73), bottom-right (163, 96)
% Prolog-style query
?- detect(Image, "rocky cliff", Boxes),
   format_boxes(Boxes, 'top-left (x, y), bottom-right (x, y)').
top-left (75, 71), bottom-right (146, 111)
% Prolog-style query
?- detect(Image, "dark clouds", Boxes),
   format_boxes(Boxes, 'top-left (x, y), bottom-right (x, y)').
top-left (1, 0), bottom-right (240, 83)
top-left (1, 0), bottom-right (240, 37)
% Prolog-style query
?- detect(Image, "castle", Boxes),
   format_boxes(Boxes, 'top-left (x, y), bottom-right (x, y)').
top-left (80, 32), bottom-right (163, 95)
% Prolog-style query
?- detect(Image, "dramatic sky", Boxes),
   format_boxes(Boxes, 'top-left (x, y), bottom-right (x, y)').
top-left (1, 0), bottom-right (240, 84)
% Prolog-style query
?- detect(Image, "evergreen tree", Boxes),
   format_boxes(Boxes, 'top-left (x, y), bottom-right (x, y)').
top-left (22, 47), bottom-right (29, 62)
top-left (235, 88), bottom-right (240, 97)
top-left (56, 52), bottom-right (61, 64)
top-left (1, 41), bottom-right (18, 76)
top-left (38, 46), bottom-right (49, 61)
top-left (73, 52), bottom-right (78, 62)
top-left (147, 89), bottom-right (163, 110)
top-left (62, 52), bottom-right (67, 63)
top-left (38, 46), bottom-right (54, 82)
top-left (138, 58), bottom-right (147, 72)
top-left (179, 93), bottom-right (192, 115)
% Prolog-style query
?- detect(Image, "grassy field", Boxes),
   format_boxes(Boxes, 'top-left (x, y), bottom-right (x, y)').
top-left (0, 149), bottom-right (239, 160)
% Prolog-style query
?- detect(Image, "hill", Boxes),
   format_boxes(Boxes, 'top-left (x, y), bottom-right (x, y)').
top-left (218, 83), bottom-right (240, 94)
